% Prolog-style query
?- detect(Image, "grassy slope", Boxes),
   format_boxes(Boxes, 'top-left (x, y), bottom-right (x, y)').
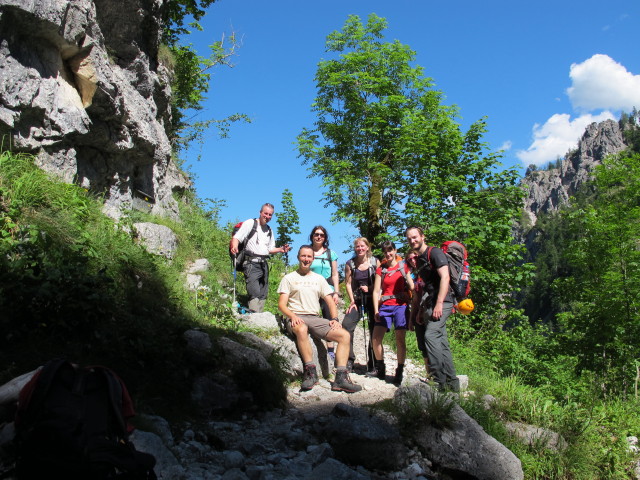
top-left (1, 150), bottom-right (639, 479)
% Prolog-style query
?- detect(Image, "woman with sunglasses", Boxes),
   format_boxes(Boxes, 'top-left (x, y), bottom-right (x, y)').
top-left (309, 225), bottom-right (340, 361)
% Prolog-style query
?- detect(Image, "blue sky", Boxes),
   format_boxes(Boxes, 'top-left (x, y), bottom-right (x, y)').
top-left (180, 0), bottom-right (640, 259)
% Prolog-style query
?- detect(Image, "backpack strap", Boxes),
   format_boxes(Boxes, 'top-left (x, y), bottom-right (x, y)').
top-left (244, 219), bottom-right (271, 259)
top-left (379, 260), bottom-right (409, 302)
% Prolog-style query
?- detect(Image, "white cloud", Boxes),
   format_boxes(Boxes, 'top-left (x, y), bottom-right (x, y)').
top-left (567, 54), bottom-right (640, 111)
top-left (516, 111), bottom-right (615, 167)
top-left (498, 140), bottom-right (512, 151)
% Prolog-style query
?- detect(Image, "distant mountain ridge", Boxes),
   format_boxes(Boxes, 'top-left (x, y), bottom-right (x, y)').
top-left (521, 119), bottom-right (628, 226)
top-left (518, 119), bottom-right (629, 253)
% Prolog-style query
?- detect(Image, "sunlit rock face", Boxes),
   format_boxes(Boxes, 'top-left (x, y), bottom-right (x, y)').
top-left (0, 0), bottom-right (189, 220)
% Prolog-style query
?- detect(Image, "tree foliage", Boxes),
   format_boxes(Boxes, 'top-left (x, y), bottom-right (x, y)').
top-left (275, 189), bottom-right (300, 267)
top-left (161, 1), bottom-right (250, 153)
top-left (553, 153), bottom-right (640, 397)
top-left (162, 0), bottom-right (217, 46)
top-left (297, 14), bottom-right (529, 319)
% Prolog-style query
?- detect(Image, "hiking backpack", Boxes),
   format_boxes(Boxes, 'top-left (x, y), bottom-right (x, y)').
top-left (14, 359), bottom-right (156, 479)
top-left (425, 240), bottom-right (471, 302)
top-left (347, 256), bottom-right (378, 281)
top-left (229, 219), bottom-right (272, 272)
top-left (317, 248), bottom-right (334, 286)
top-left (379, 258), bottom-right (412, 303)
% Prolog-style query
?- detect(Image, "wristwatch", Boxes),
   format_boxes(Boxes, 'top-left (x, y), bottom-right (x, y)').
top-left (331, 317), bottom-right (339, 321)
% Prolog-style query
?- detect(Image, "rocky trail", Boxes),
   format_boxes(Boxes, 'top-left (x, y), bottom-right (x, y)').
top-left (1, 312), bottom-right (518, 480)
top-left (286, 313), bottom-right (437, 414)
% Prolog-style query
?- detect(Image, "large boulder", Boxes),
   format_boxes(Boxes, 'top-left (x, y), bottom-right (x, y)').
top-left (394, 383), bottom-right (524, 480)
top-left (313, 403), bottom-right (409, 471)
top-left (0, 0), bottom-right (188, 220)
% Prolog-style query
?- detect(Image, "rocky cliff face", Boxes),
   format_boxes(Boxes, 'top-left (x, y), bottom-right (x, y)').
top-left (521, 119), bottom-right (627, 229)
top-left (0, 0), bottom-right (188, 219)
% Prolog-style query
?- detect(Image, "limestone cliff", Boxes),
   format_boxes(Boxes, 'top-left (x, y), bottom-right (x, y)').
top-left (521, 119), bottom-right (627, 227)
top-left (0, 0), bottom-right (188, 219)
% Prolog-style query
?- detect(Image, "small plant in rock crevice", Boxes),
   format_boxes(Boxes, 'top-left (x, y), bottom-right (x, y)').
top-left (396, 388), bottom-right (456, 431)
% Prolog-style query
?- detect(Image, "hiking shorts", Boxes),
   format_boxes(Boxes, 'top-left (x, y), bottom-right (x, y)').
top-left (293, 315), bottom-right (333, 340)
top-left (375, 304), bottom-right (408, 331)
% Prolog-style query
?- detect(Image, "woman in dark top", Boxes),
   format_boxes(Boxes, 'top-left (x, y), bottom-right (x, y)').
top-left (342, 237), bottom-right (378, 373)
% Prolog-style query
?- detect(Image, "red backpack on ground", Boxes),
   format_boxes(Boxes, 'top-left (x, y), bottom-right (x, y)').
top-left (14, 358), bottom-right (156, 479)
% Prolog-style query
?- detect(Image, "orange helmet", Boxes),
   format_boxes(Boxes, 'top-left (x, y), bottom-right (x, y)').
top-left (456, 298), bottom-right (475, 315)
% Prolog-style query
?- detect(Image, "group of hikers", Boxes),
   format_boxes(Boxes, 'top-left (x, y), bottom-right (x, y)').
top-left (231, 203), bottom-right (461, 394)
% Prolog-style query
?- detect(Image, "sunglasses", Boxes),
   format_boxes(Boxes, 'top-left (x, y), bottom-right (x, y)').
top-left (313, 233), bottom-right (325, 237)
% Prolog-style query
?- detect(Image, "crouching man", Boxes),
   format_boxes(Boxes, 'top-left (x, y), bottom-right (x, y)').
top-left (278, 245), bottom-right (362, 393)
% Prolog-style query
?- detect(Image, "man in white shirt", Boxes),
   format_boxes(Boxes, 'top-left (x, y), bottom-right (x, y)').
top-left (278, 245), bottom-right (362, 393)
top-left (230, 203), bottom-right (291, 312)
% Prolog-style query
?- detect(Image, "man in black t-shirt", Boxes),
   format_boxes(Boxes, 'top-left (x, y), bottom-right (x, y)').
top-left (405, 226), bottom-right (460, 392)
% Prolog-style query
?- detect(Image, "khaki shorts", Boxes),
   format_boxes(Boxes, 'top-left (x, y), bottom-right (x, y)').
top-left (288, 315), bottom-right (332, 340)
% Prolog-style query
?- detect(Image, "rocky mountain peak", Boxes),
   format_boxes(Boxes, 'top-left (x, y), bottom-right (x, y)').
top-left (520, 119), bottom-right (628, 229)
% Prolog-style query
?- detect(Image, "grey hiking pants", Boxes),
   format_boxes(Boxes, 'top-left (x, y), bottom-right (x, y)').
top-left (243, 259), bottom-right (269, 302)
top-left (423, 301), bottom-right (459, 391)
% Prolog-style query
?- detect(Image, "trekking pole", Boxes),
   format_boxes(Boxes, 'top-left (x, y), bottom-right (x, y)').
top-left (232, 254), bottom-right (237, 309)
top-left (360, 296), bottom-right (367, 368)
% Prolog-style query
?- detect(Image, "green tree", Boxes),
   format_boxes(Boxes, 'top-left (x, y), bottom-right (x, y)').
top-left (160, 1), bottom-right (250, 153)
top-left (554, 153), bottom-right (640, 397)
top-left (297, 14), bottom-right (529, 320)
top-left (275, 189), bottom-right (300, 267)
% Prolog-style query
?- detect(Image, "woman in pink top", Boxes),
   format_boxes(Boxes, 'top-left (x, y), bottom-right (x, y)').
top-left (369, 241), bottom-right (414, 384)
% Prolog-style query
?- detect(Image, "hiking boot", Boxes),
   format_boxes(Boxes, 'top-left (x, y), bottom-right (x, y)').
top-left (332, 369), bottom-right (362, 393)
top-left (300, 364), bottom-right (318, 391)
top-left (365, 360), bottom-right (385, 380)
top-left (393, 364), bottom-right (404, 385)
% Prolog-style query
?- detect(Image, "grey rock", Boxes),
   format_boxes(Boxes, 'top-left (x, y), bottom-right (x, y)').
top-left (130, 430), bottom-right (183, 478)
top-left (237, 331), bottom-right (276, 359)
top-left (137, 414), bottom-right (175, 446)
top-left (183, 329), bottom-right (213, 366)
top-left (242, 311), bottom-right (279, 330)
top-left (190, 374), bottom-right (252, 415)
top-left (505, 421), bottom-right (568, 451)
top-left (521, 119), bottom-right (627, 227)
top-left (307, 458), bottom-right (368, 480)
top-left (315, 403), bottom-right (408, 471)
top-left (185, 273), bottom-right (203, 290)
top-left (0, 0), bottom-right (188, 220)
top-left (223, 450), bottom-right (245, 469)
top-left (134, 222), bottom-right (178, 259)
top-left (221, 468), bottom-right (249, 480)
top-left (395, 383), bottom-right (524, 480)
top-left (217, 337), bottom-right (272, 372)
top-left (187, 259), bottom-right (211, 274)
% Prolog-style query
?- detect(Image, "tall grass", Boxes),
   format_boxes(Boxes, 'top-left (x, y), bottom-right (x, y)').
top-left (0, 150), bottom-right (286, 416)
top-left (400, 313), bottom-right (640, 480)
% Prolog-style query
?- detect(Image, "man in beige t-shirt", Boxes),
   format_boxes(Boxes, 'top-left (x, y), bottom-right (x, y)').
top-left (278, 245), bottom-right (362, 393)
